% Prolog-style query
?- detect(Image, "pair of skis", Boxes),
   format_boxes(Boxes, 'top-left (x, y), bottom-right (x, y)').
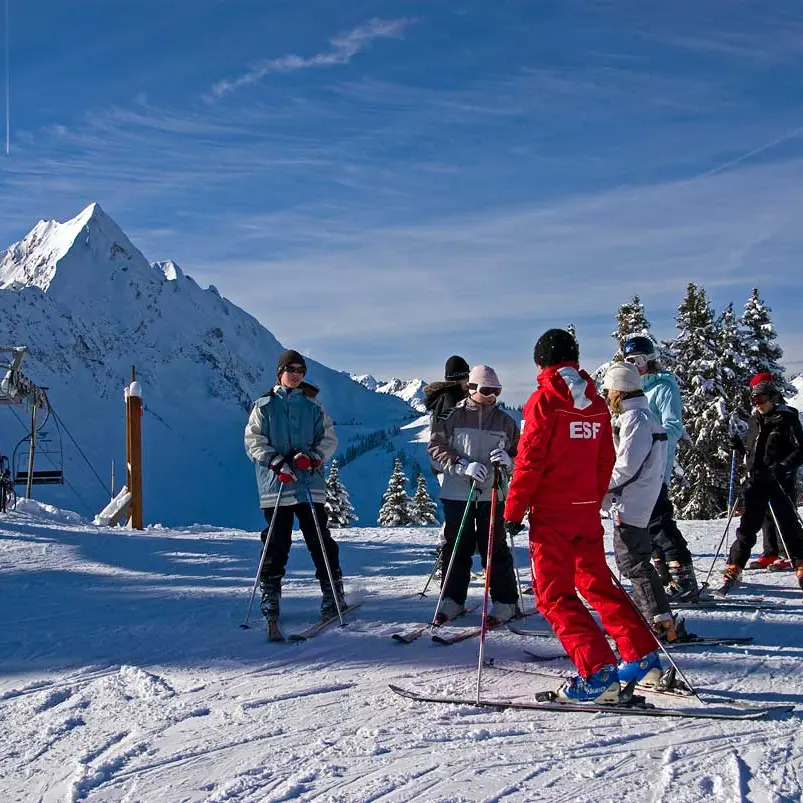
top-left (391, 603), bottom-right (482, 644)
top-left (391, 651), bottom-right (792, 720)
top-left (267, 602), bottom-right (363, 643)
top-left (391, 606), bottom-right (537, 645)
top-left (506, 623), bottom-right (754, 649)
top-left (388, 683), bottom-right (791, 721)
top-left (670, 596), bottom-right (779, 611)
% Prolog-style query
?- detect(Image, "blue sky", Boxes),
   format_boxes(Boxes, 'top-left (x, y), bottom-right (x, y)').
top-left (2, 0), bottom-right (803, 403)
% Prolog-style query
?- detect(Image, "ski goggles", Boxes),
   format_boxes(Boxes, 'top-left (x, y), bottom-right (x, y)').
top-left (282, 364), bottom-right (306, 375)
top-left (623, 354), bottom-right (649, 370)
top-left (750, 393), bottom-right (770, 406)
top-left (469, 384), bottom-right (502, 398)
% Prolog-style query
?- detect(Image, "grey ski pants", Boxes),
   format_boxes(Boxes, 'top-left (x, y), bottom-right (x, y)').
top-left (613, 521), bottom-right (671, 621)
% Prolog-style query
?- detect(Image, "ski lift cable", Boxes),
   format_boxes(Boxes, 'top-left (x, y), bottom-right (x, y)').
top-left (5, 403), bottom-right (94, 517)
top-left (46, 402), bottom-right (111, 497)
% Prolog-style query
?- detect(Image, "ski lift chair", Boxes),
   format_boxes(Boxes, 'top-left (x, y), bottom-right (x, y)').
top-left (12, 429), bottom-right (64, 486)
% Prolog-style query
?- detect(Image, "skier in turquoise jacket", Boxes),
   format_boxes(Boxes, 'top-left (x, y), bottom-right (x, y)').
top-left (621, 336), bottom-right (700, 602)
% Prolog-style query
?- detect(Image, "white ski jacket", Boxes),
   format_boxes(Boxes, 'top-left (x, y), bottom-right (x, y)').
top-left (605, 395), bottom-right (668, 528)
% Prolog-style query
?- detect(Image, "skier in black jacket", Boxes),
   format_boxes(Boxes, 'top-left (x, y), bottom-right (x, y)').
top-left (717, 372), bottom-right (803, 596)
top-left (423, 356), bottom-right (470, 424)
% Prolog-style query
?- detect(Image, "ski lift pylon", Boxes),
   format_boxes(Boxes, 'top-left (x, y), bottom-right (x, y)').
top-left (1, 346), bottom-right (64, 495)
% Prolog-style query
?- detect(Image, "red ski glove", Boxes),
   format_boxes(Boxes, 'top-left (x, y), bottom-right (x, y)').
top-left (293, 451), bottom-right (322, 471)
top-left (269, 455), bottom-right (297, 484)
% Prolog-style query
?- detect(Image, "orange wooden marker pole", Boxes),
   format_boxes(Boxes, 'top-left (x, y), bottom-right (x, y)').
top-left (125, 366), bottom-right (143, 530)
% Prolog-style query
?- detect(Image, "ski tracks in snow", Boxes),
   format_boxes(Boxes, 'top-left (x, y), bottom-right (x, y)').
top-left (2, 519), bottom-right (803, 801)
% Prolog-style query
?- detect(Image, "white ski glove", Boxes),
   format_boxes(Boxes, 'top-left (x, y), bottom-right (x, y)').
top-left (464, 462), bottom-right (488, 483)
top-left (490, 448), bottom-right (513, 470)
top-left (452, 458), bottom-right (470, 475)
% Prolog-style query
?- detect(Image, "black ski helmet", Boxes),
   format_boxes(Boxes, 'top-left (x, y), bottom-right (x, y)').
top-left (622, 336), bottom-right (656, 359)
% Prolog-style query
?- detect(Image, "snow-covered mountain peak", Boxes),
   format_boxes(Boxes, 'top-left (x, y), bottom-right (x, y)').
top-left (351, 374), bottom-right (428, 412)
top-left (0, 203), bottom-right (418, 527)
top-left (0, 201), bottom-right (153, 299)
top-left (154, 259), bottom-right (185, 282)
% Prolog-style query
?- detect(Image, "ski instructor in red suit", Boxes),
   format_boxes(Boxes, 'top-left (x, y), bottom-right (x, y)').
top-left (503, 329), bottom-right (660, 703)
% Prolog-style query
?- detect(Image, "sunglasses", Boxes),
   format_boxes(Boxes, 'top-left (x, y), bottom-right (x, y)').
top-left (751, 393), bottom-right (770, 406)
top-left (623, 355), bottom-right (649, 369)
top-left (469, 385), bottom-right (501, 397)
top-left (283, 364), bottom-right (306, 375)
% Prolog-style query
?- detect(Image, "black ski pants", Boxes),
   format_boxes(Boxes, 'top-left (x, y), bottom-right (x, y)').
top-left (440, 498), bottom-right (518, 606)
top-left (613, 521), bottom-right (671, 621)
top-left (728, 479), bottom-right (803, 568)
top-left (649, 483), bottom-right (692, 565)
top-left (259, 502), bottom-right (341, 590)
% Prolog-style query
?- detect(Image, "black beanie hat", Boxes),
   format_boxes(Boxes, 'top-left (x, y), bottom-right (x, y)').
top-left (276, 349), bottom-right (307, 379)
top-left (444, 355), bottom-right (470, 381)
top-left (533, 329), bottom-right (579, 367)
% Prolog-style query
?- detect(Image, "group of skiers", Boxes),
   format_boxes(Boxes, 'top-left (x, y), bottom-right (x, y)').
top-left (243, 332), bottom-right (803, 705)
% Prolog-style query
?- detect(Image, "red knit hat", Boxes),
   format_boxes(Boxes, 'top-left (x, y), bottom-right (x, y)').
top-left (749, 372), bottom-right (775, 398)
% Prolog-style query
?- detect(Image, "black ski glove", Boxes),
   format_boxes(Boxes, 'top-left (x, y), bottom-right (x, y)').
top-left (770, 462), bottom-right (792, 483)
top-left (505, 520), bottom-right (525, 537)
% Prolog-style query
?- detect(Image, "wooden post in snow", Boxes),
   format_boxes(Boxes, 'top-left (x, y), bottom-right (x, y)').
top-left (125, 365), bottom-right (143, 529)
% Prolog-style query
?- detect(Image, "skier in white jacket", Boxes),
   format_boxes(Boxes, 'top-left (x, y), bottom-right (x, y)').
top-left (603, 362), bottom-right (686, 643)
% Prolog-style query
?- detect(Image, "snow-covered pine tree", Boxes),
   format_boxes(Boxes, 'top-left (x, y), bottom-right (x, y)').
top-left (717, 302), bottom-right (751, 437)
top-left (593, 295), bottom-right (659, 388)
top-left (377, 457), bottom-right (411, 526)
top-left (671, 283), bottom-right (730, 518)
top-left (612, 294), bottom-right (651, 349)
top-left (740, 288), bottom-right (796, 397)
top-left (409, 474), bottom-right (439, 526)
top-left (324, 460), bottom-right (358, 528)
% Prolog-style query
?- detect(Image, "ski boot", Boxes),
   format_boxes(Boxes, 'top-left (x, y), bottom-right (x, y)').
top-left (652, 612), bottom-right (695, 643)
top-left (260, 575), bottom-right (282, 619)
top-left (652, 555), bottom-right (672, 586)
top-left (434, 597), bottom-right (465, 625)
top-left (796, 563), bottom-right (803, 593)
top-left (556, 664), bottom-right (621, 704)
top-left (666, 561), bottom-right (700, 603)
top-left (617, 651), bottom-right (662, 689)
top-left (320, 574), bottom-right (346, 620)
top-left (747, 553), bottom-right (778, 570)
top-left (767, 558), bottom-right (792, 572)
top-left (486, 601), bottom-right (521, 627)
top-left (266, 617), bottom-right (285, 642)
top-left (713, 564), bottom-right (742, 598)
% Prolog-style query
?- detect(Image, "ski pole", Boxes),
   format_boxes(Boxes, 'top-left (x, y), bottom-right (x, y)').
top-left (767, 500), bottom-right (795, 569)
top-left (302, 471), bottom-right (346, 626)
top-left (476, 469), bottom-right (500, 704)
top-left (607, 568), bottom-right (702, 703)
top-left (418, 538), bottom-right (443, 598)
top-left (727, 450), bottom-right (736, 511)
top-left (725, 450), bottom-right (736, 554)
top-left (773, 477), bottom-right (803, 530)
top-left (700, 496), bottom-right (740, 591)
top-left (431, 480), bottom-right (477, 626)
top-left (496, 467), bottom-right (527, 611)
top-left (240, 480), bottom-right (286, 629)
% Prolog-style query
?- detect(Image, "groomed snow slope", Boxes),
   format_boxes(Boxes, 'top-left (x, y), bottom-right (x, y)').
top-left (1, 506), bottom-right (802, 802)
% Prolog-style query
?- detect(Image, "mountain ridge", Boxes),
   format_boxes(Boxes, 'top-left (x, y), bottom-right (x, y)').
top-left (0, 204), bottom-right (417, 528)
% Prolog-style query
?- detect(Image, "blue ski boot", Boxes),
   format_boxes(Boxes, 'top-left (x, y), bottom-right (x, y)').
top-left (556, 664), bottom-right (621, 704)
top-left (617, 651), bottom-right (662, 688)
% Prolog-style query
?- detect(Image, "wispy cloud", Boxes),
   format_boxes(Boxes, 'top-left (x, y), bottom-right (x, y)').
top-left (209, 18), bottom-right (411, 99)
top-left (168, 155), bottom-right (803, 400)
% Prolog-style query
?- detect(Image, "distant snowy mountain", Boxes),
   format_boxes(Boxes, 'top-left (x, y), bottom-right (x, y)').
top-left (791, 373), bottom-right (803, 402)
top-left (0, 204), bottom-right (417, 528)
top-left (351, 374), bottom-right (427, 413)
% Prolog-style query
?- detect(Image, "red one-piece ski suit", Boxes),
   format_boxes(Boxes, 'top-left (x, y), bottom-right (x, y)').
top-left (504, 362), bottom-right (656, 677)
